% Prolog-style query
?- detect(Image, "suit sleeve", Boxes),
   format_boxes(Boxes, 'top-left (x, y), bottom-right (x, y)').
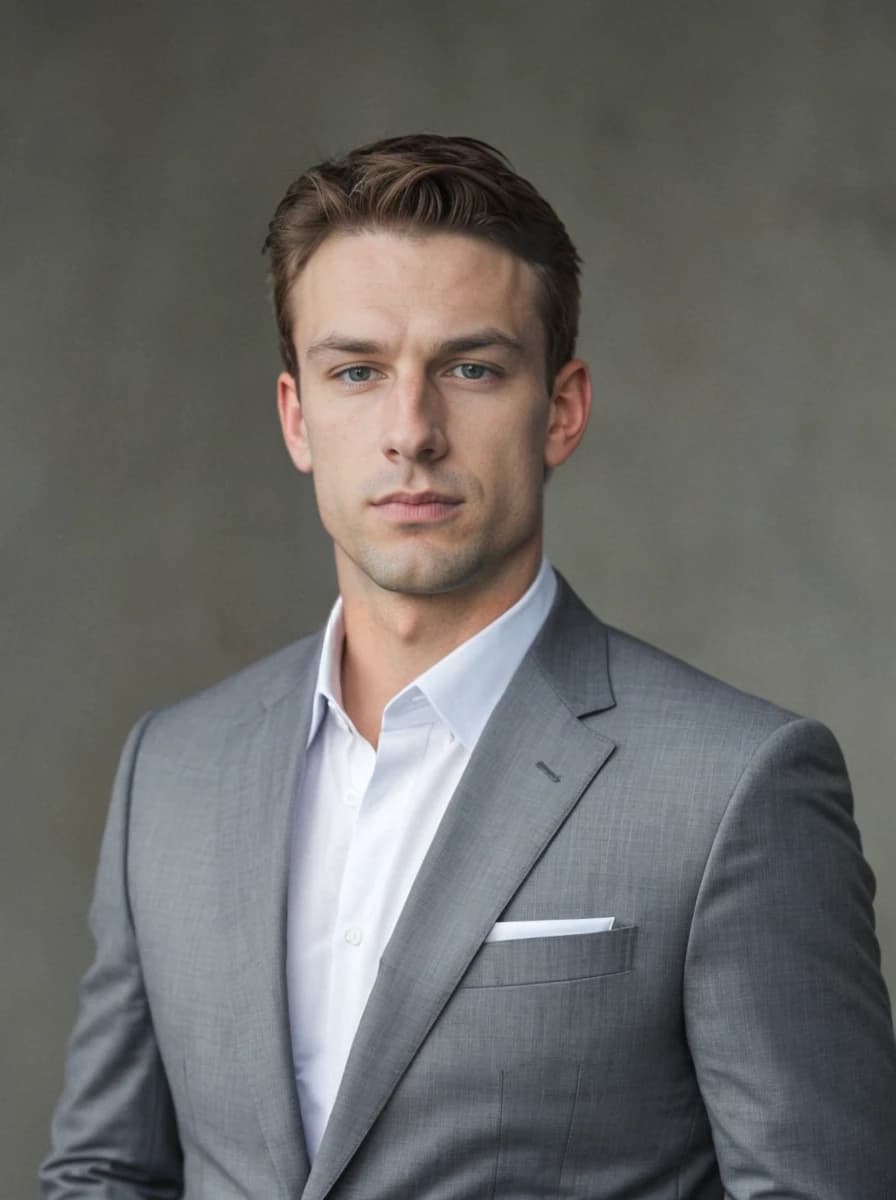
top-left (683, 716), bottom-right (896, 1198)
top-left (41, 713), bottom-right (184, 1199)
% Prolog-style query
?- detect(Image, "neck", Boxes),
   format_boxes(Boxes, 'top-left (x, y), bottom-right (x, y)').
top-left (337, 545), bottom-right (542, 747)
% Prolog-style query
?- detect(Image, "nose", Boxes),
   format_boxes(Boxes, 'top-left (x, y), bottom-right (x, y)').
top-left (380, 373), bottom-right (448, 465)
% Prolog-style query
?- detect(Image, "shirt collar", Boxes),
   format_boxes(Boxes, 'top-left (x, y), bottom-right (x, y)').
top-left (308, 558), bottom-right (557, 750)
top-left (308, 602), bottom-right (349, 746)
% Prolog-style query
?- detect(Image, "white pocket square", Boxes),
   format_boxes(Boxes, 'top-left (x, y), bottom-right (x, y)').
top-left (485, 917), bottom-right (615, 943)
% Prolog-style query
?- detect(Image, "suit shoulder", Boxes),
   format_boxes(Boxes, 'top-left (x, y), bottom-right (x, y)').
top-left (596, 624), bottom-right (851, 818)
top-left (136, 631), bottom-right (322, 764)
top-left (603, 622), bottom-right (806, 748)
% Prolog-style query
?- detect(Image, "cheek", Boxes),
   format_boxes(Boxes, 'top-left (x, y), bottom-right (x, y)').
top-left (306, 421), bottom-right (358, 484)
top-left (481, 442), bottom-right (546, 526)
top-left (460, 405), bottom-right (543, 466)
top-left (305, 429), bottom-right (370, 533)
top-left (487, 420), bottom-right (547, 482)
top-left (306, 446), bottom-right (344, 517)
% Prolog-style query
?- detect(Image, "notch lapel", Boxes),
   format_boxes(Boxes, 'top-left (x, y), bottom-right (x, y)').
top-left (303, 580), bottom-right (616, 1200)
top-left (220, 637), bottom-right (323, 1199)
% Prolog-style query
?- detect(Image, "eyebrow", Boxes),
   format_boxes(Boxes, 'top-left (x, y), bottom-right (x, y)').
top-left (304, 327), bottom-right (526, 362)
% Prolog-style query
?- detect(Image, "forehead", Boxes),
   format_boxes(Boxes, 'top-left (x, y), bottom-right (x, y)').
top-left (290, 229), bottom-right (543, 354)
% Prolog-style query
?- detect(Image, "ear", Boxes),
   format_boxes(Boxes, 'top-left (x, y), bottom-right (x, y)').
top-left (277, 371), bottom-right (313, 473)
top-left (543, 358), bottom-right (591, 469)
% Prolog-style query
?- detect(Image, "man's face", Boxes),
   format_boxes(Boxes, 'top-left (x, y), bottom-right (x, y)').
top-left (278, 229), bottom-right (589, 598)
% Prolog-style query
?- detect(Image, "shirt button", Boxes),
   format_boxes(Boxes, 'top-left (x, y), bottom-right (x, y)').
top-left (344, 927), bottom-right (363, 947)
top-left (345, 790), bottom-right (361, 808)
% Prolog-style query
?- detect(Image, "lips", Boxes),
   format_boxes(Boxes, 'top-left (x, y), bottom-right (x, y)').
top-left (371, 491), bottom-right (463, 522)
top-left (372, 491), bottom-right (461, 507)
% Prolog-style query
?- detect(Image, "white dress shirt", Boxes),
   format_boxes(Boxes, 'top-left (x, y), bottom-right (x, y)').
top-left (286, 558), bottom-right (557, 1160)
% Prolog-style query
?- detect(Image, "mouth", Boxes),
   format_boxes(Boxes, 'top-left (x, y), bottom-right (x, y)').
top-left (371, 491), bottom-right (464, 523)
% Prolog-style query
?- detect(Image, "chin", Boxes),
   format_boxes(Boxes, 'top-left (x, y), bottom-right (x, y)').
top-left (357, 544), bottom-right (491, 597)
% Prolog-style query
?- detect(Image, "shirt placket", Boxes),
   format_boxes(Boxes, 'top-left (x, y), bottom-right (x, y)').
top-left (324, 723), bottom-right (376, 1103)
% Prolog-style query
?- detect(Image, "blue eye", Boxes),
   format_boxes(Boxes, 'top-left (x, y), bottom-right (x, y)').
top-left (336, 366), bottom-right (377, 384)
top-left (451, 363), bottom-right (495, 381)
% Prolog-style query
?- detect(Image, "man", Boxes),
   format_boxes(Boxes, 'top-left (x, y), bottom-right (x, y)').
top-left (43, 134), bottom-right (896, 1198)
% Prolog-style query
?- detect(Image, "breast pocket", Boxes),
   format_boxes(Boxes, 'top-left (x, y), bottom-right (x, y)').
top-left (459, 923), bottom-right (638, 989)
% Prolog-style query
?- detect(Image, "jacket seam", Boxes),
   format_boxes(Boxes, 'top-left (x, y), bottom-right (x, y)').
top-left (680, 714), bottom-right (815, 990)
top-left (121, 709), bottom-right (160, 941)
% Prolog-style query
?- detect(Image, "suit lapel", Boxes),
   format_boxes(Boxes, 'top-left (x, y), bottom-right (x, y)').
top-left (303, 579), bottom-right (616, 1200)
top-left (220, 637), bottom-right (323, 1199)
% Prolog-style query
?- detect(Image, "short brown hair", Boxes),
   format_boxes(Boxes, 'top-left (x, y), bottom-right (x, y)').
top-left (263, 134), bottom-right (581, 387)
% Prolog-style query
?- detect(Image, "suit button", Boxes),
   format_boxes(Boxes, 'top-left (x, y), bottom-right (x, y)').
top-left (344, 927), bottom-right (363, 946)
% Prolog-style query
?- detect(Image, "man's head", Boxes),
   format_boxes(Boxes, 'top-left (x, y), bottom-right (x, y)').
top-left (266, 135), bottom-right (591, 603)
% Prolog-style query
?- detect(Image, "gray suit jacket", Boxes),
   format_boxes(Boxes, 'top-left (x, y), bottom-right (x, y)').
top-left (43, 578), bottom-right (896, 1198)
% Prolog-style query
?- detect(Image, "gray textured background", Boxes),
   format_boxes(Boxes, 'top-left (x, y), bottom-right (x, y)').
top-left (4, 1), bottom-right (895, 1191)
